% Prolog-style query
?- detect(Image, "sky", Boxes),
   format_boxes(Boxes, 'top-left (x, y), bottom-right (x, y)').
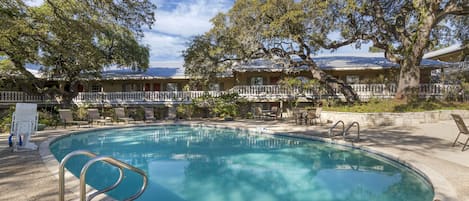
top-left (25, 0), bottom-right (370, 68)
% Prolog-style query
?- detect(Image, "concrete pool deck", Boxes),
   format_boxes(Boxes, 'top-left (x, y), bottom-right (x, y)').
top-left (1, 119), bottom-right (468, 201)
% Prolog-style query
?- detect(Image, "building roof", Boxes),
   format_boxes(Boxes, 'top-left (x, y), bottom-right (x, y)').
top-left (101, 67), bottom-right (188, 80)
top-left (423, 44), bottom-right (465, 59)
top-left (314, 53), bottom-right (448, 70)
top-left (23, 53), bottom-right (451, 80)
top-left (233, 53), bottom-right (450, 72)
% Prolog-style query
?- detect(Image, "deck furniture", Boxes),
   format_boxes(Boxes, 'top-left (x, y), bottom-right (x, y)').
top-left (293, 108), bottom-right (307, 125)
top-left (87, 109), bottom-right (109, 125)
top-left (10, 103), bottom-right (38, 151)
top-left (58, 109), bottom-right (89, 128)
top-left (114, 107), bottom-right (134, 123)
top-left (267, 106), bottom-right (280, 120)
top-left (306, 107), bottom-right (322, 125)
top-left (451, 114), bottom-right (469, 151)
top-left (144, 108), bottom-right (156, 122)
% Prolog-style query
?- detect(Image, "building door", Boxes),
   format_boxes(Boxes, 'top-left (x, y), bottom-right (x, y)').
top-left (153, 83), bottom-right (161, 91)
top-left (270, 77), bottom-right (280, 84)
top-left (144, 83), bottom-right (150, 91)
top-left (77, 84), bottom-right (84, 92)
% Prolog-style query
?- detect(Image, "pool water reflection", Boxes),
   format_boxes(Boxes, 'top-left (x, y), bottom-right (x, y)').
top-left (50, 125), bottom-right (433, 201)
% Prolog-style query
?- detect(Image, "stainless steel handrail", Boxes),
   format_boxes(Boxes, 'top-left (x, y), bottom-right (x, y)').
top-left (328, 120), bottom-right (345, 138)
top-left (59, 150), bottom-right (97, 201)
top-left (59, 150), bottom-right (148, 201)
top-left (80, 156), bottom-right (148, 201)
top-left (86, 166), bottom-right (124, 201)
top-left (344, 121), bottom-right (360, 141)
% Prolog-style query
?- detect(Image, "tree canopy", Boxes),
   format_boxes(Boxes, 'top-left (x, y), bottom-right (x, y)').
top-left (184, 0), bottom-right (359, 103)
top-left (335, 0), bottom-right (468, 98)
top-left (184, 0), bottom-right (468, 102)
top-left (0, 0), bottom-right (156, 103)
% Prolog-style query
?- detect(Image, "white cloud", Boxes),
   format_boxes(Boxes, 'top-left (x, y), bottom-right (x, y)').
top-left (142, 0), bottom-right (233, 64)
top-left (143, 31), bottom-right (187, 62)
top-left (153, 0), bottom-right (232, 37)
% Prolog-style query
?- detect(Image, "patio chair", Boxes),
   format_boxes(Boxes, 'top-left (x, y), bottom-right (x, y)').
top-left (450, 114), bottom-right (469, 151)
top-left (114, 107), bottom-right (134, 123)
top-left (254, 106), bottom-right (271, 120)
top-left (306, 107), bottom-right (322, 125)
top-left (254, 107), bottom-right (264, 119)
top-left (87, 109), bottom-right (108, 125)
top-left (10, 103), bottom-right (38, 151)
top-left (293, 108), bottom-right (305, 125)
top-left (267, 106), bottom-right (280, 120)
top-left (58, 109), bottom-right (89, 128)
top-left (144, 107), bottom-right (156, 122)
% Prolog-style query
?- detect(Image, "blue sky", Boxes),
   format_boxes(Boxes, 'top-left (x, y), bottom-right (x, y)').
top-left (26, 0), bottom-right (370, 68)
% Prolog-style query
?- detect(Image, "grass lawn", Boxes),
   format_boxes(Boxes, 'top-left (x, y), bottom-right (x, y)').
top-left (325, 99), bottom-right (469, 113)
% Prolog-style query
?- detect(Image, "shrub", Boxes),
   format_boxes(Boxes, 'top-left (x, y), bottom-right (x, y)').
top-left (0, 106), bottom-right (14, 133)
top-left (176, 104), bottom-right (195, 119)
top-left (38, 109), bottom-right (59, 127)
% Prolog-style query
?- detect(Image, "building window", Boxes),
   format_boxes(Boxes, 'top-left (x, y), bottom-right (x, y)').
top-left (346, 75), bottom-right (360, 84)
top-left (250, 77), bottom-right (264, 85)
top-left (209, 83), bottom-right (220, 91)
top-left (122, 83), bottom-right (142, 92)
top-left (90, 84), bottom-right (101, 92)
top-left (167, 83), bottom-right (178, 91)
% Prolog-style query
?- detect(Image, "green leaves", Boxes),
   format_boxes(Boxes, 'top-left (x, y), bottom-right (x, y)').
top-left (0, 0), bottom-right (156, 101)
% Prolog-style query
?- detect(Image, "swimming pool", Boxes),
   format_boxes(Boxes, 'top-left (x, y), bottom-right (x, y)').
top-left (50, 125), bottom-right (434, 201)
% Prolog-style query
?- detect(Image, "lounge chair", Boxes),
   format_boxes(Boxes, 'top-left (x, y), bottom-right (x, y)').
top-left (267, 106), bottom-right (280, 120)
top-left (87, 109), bottom-right (108, 125)
top-left (114, 107), bottom-right (134, 123)
top-left (10, 103), bottom-right (38, 151)
top-left (451, 114), bottom-right (469, 151)
top-left (254, 106), bottom-right (270, 120)
top-left (58, 109), bottom-right (89, 128)
top-left (144, 107), bottom-right (156, 122)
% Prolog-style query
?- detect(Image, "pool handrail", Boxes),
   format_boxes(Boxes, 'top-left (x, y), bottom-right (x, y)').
top-left (58, 150), bottom-right (148, 201)
top-left (328, 120), bottom-right (345, 138)
top-left (344, 121), bottom-right (360, 141)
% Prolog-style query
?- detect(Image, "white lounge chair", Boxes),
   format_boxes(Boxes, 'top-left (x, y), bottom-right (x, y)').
top-left (144, 107), bottom-right (156, 122)
top-left (58, 109), bottom-right (89, 128)
top-left (115, 107), bottom-right (134, 123)
top-left (87, 109), bottom-right (109, 125)
top-left (10, 103), bottom-right (38, 151)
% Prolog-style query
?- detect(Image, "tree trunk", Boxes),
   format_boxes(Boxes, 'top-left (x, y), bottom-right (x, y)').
top-left (395, 9), bottom-right (435, 100)
top-left (309, 66), bottom-right (359, 104)
top-left (395, 58), bottom-right (420, 100)
top-left (57, 81), bottom-right (80, 108)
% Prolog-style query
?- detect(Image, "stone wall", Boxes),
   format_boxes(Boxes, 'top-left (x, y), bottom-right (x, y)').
top-left (321, 110), bottom-right (469, 128)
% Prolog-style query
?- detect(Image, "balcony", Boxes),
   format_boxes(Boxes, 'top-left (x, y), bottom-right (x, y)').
top-left (0, 84), bottom-right (461, 106)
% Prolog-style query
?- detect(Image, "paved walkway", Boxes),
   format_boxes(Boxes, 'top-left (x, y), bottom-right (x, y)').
top-left (1, 119), bottom-right (468, 201)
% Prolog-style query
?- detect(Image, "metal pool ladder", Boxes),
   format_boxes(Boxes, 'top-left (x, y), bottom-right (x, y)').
top-left (344, 121), bottom-right (360, 141)
top-left (59, 150), bottom-right (148, 201)
top-left (328, 120), bottom-right (345, 138)
top-left (329, 120), bottom-right (360, 142)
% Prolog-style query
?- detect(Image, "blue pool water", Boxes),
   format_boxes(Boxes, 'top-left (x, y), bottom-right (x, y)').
top-left (50, 125), bottom-right (433, 201)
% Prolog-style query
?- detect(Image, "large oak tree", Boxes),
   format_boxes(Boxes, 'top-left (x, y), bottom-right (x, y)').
top-left (336, 0), bottom-right (468, 99)
top-left (183, 0), bottom-right (360, 103)
top-left (0, 0), bottom-right (156, 104)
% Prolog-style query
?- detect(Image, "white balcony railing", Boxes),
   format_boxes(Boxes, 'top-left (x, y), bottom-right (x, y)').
top-left (0, 84), bottom-right (462, 105)
top-left (73, 91), bottom-right (226, 105)
top-left (0, 91), bottom-right (57, 103)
